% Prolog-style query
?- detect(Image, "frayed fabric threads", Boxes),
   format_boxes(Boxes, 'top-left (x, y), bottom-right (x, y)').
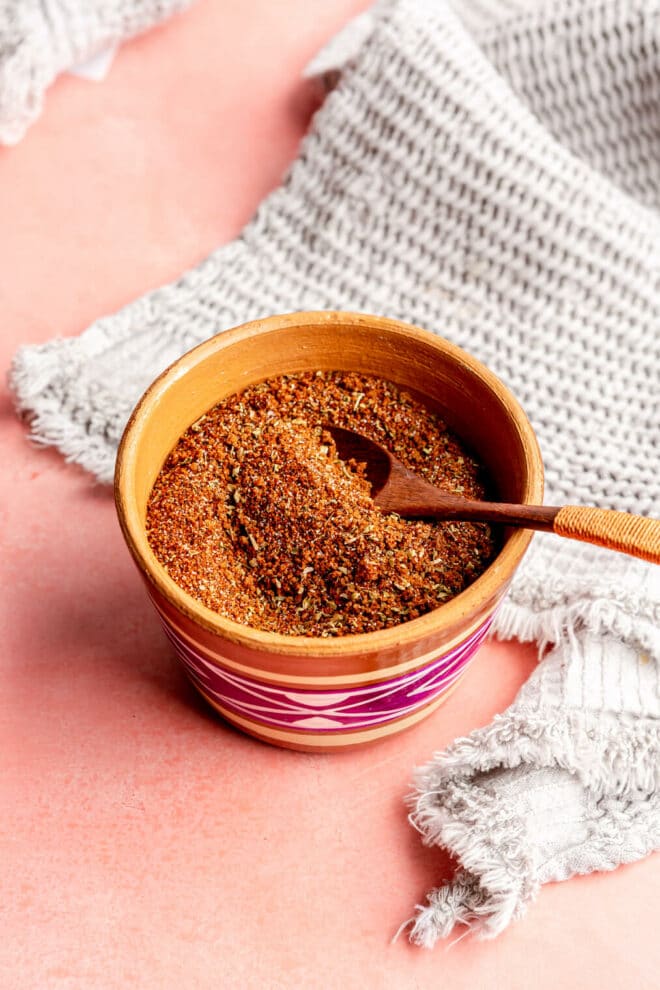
top-left (9, 0), bottom-right (660, 944)
top-left (0, 0), bottom-right (196, 145)
top-left (409, 874), bottom-right (498, 947)
top-left (408, 778), bottom-right (538, 944)
top-left (406, 620), bottom-right (660, 944)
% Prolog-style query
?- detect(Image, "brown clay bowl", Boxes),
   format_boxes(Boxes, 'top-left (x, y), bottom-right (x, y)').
top-left (114, 311), bottom-right (543, 751)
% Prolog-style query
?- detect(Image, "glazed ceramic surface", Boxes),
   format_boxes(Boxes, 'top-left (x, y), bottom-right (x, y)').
top-left (115, 312), bottom-right (544, 750)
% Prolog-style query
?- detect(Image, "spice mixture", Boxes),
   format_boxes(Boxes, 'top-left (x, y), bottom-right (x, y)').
top-left (146, 372), bottom-right (496, 636)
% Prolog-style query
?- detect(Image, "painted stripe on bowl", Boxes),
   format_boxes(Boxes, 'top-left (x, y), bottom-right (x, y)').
top-left (200, 680), bottom-right (463, 750)
top-left (160, 614), bottom-right (493, 732)
top-left (149, 588), bottom-right (497, 687)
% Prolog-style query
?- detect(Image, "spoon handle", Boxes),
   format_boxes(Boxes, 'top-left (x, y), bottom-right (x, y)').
top-left (452, 502), bottom-right (660, 563)
top-left (553, 506), bottom-right (660, 564)
top-left (396, 494), bottom-right (660, 562)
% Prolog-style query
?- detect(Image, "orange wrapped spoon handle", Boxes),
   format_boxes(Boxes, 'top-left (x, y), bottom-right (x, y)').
top-left (553, 506), bottom-right (660, 564)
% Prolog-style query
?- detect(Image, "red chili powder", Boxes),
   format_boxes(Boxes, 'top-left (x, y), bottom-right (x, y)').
top-left (146, 371), bottom-right (496, 636)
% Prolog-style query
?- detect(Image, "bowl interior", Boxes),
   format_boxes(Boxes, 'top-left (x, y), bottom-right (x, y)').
top-left (116, 311), bottom-right (543, 655)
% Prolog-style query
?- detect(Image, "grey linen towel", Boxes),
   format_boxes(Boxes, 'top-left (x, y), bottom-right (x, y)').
top-left (9, 0), bottom-right (660, 944)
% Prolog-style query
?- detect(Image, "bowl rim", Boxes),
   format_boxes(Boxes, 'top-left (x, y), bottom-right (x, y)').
top-left (114, 311), bottom-right (544, 658)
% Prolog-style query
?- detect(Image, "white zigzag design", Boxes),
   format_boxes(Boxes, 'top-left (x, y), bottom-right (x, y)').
top-left (158, 615), bottom-right (488, 729)
top-left (162, 620), bottom-right (477, 718)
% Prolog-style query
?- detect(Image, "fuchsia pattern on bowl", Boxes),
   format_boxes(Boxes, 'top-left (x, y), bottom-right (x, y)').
top-left (115, 312), bottom-right (543, 751)
top-left (149, 585), bottom-right (496, 747)
top-left (160, 610), bottom-right (493, 734)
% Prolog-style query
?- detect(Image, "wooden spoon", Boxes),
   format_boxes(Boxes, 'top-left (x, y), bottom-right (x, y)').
top-left (325, 425), bottom-right (660, 564)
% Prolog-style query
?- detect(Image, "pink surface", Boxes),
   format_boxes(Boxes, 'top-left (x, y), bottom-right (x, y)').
top-left (1, 2), bottom-right (658, 987)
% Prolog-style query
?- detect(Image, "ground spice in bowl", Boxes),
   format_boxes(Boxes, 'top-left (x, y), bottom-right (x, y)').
top-left (146, 372), bottom-right (496, 636)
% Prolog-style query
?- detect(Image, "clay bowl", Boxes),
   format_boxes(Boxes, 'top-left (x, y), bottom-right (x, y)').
top-left (115, 311), bottom-right (543, 751)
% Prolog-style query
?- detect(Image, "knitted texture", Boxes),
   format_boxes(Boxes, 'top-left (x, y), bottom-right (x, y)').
top-left (9, 0), bottom-right (660, 942)
top-left (0, 0), bottom-right (195, 145)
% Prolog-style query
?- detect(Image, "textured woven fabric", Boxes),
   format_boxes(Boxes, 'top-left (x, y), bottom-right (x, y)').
top-left (9, 0), bottom-right (660, 943)
top-left (0, 0), bottom-right (195, 145)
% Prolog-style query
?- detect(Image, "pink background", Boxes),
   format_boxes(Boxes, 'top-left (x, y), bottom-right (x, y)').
top-left (1, 2), bottom-right (658, 987)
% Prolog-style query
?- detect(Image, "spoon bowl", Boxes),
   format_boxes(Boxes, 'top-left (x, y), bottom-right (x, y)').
top-left (326, 425), bottom-right (660, 563)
